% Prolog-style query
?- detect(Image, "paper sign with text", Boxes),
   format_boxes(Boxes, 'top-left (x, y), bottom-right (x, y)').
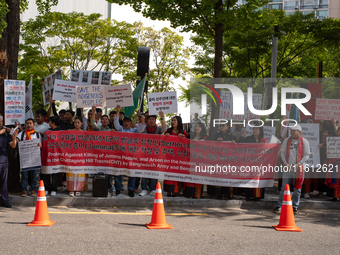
top-left (327, 137), bottom-right (340, 159)
top-left (315, 98), bottom-right (340, 121)
top-left (76, 85), bottom-right (105, 108)
top-left (219, 92), bottom-right (262, 121)
top-left (53, 79), bottom-right (82, 103)
top-left (147, 91), bottom-right (177, 115)
top-left (4, 79), bottom-right (25, 125)
top-left (104, 84), bottom-right (133, 108)
top-left (18, 139), bottom-right (41, 171)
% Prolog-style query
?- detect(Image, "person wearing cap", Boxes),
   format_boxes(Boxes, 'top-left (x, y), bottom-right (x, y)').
top-left (273, 124), bottom-right (310, 214)
top-left (114, 105), bottom-right (146, 197)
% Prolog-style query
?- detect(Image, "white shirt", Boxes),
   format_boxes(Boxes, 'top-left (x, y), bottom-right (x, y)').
top-left (34, 122), bottom-right (49, 134)
top-left (17, 131), bottom-right (42, 143)
top-left (280, 137), bottom-right (310, 165)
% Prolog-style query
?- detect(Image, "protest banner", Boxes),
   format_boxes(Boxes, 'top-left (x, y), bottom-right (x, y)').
top-left (219, 92), bottom-right (262, 121)
top-left (18, 139), bottom-right (41, 171)
top-left (41, 70), bottom-right (62, 105)
top-left (53, 79), bottom-right (83, 103)
top-left (41, 130), bottom-right (280, 188)
top-left (4, 79), bottom-right (25, 125)
top-left (326, 137), bottom-right (340, 159)
top-left (104, 84), bottom-right (133, 108)
top-left (76, 85), bottom-right (105, 108)
top-left (315, 98), bottom-right (340, 121)
top-left (245, 125), bottom-right (276, 143)
top-left (70, 70), bottom-right (112, 85)
top-left (147, 91), bottom-right (177, 115)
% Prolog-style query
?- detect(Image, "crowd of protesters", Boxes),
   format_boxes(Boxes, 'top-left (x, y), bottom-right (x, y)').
top-left (1, 99), bottom-right (340, 213)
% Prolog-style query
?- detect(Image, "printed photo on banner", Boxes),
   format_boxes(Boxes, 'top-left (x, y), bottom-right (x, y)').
top-left (219, 92), bottom-right (262, 121)
top-left (315, 98), bottom-right (340, 121)
top-left (53, 79), bottom-right (83, 103)
top-left (82, 71), bottom-right (91, 83)
top-left (70, 69), bottom-right (81, 82)
top-left (147, 91), bottom-right (177, 115)
top-left (104, 84), bottom-right (133, 108)
top-left (101, 72), bottom-right (112, 85)
top-left (41, 70), bottom-right (62, 105)
top-left (91, 71), bottom-right (100, 84)
top-left (76, 85), bottom-right (105, 108)
top-left (4, 79), bottom-right (26, 125)
top-left (70, 70), bottom-right (112, 85)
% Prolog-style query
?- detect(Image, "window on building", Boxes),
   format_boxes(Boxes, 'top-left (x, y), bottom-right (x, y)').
top-left (319, 0), bottom-right (328, 8)
top-left (316, 10), bottom-right (328, 19)
top-left (268, 3), bottom-right (283, 10)
top-left (284, 1), bottom-right (297, 10)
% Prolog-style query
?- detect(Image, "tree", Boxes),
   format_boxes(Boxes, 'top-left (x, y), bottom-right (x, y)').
top-left (18, 12), bottom-right (138, 109)
top-left (107, 0), bottom-right (268, 130)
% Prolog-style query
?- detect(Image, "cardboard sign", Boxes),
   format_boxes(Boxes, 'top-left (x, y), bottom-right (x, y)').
top-left (147, 91), bottom-right (177, 115)
top-left (104, 84), bottom-right (133, 108)
top-left (326, 137), bottom-right (340, 158)
top-left (53, 79), bottom-right (83, 103)
top-left (4, 79), bottom-right (25, 125)
top-left (76, 85), bottom-right (105, 107)
top-left (315, 98), bottom-right (340, 121)
top-left (219, 92), bottom-right (262, 121)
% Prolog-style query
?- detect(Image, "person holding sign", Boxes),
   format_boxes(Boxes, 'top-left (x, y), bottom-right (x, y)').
top-left (238, 125), bottom-right (266, 201)
top-left (0, 116), bottom-right (19, 208)
top-left (184, 122), bottom-right (207, 199)
top-left (164, 116), bottom-right (189, 197)
top-left (139, 111), bottom-right (167, 197)
top-left (90, 106), bottom-right (111, 131)
top-left (16, 118), bottom-right (42, 197)
top-left (274, 125), bottom-right (310, 214)
top-left (114, 105), bottom-right (146, 197)
top-left (209, 122), bottom-right (237, 199)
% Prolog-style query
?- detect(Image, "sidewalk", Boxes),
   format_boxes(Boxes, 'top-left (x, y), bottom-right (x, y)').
top-left (7, 186), bottom-right (340, 210)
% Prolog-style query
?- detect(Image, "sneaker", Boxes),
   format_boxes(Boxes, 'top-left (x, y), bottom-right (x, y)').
top-left (75, 192), bottom-right (81, 197)
top-left (150, 190), bottom-right (155, 196)
top-left (31, 191), bottom-right (36, 197)
top-left (51, 191), bottom-right (57, 196)
top-left (128, 190), bottom-right (135, 197)
top-left (139, 190), bottom-right (148, 197)
top-left (293, 208), bottom-right (298, 214)
top-left (323, 192), bottom-right (327, 196)
top-left (45, 191), bottom-right (49, 196)
top-left (21, 191), bottom-right (27, 197)
top-left (273, 207), bottom-right (281, 213)
top-left (69, 192), bottom-right (74, 197)
top-left (1, 202), bottom-right (12, 208)
top-left (311, 190), bottom-right (319, 196)
top-left (303, 193), bottom-right (310, 199)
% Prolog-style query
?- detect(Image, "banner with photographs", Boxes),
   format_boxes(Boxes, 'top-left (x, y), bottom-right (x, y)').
top-left (41, 70), bottom-right (62, 105)
top-left (70, 70), bottom-right (112, 85)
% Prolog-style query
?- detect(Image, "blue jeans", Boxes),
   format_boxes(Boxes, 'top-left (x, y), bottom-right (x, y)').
top-left (21, 169), bottom-right (38, 192)
top-left (141, 178), bottom-right (157, 191)
top-left (276, 172), bottom-right (303, 210)
top-left (114, 176), bottom-right (136, 191)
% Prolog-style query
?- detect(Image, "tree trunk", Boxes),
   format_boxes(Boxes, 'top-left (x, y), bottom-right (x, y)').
top-left (209, 19), bottom-right (223, 137)
top-left (7, 0), bottom-right (20, 79)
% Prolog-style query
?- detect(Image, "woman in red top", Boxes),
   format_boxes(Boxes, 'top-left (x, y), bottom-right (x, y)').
top-left (164, 116), bottom-right (188, 196)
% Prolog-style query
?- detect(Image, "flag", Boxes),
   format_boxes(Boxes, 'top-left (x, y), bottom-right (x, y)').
top-left (293, 94), bottom-right (300, 122)
top-left (25, 76), bottom-right (34, 120)
top-left (280, 93), bottom-right (293, 138)
top-left (124, 76), bottom-right (147, 117)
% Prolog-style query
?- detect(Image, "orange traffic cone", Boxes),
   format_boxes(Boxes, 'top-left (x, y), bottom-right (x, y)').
top-left (273, 184), bottom-right (302, 232)
top-left (27, 180), bottom-right (55, 227)
top-left (146, 182), bottom-right (173, 229)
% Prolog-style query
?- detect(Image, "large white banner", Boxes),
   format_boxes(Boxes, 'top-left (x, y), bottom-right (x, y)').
top-left (104, 84), bottom-right (133, 108)
top-left (18, 139), bottom-right (41, 171)
top-left (315, 98), bottom-right (340, 121)
top-left (148, 91), bottom-right (177, 115)
top-left (4, 79), bottom-right (25, 125)
top-left (219, 92), bottom-right (262, 121)
top-left (53, 79), bottom-right (83, 103)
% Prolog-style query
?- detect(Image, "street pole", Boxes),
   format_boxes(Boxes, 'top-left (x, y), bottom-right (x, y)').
top-left (268, 25), bottom-right (279, 119)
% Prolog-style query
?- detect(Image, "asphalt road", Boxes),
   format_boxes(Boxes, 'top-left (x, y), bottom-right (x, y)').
top-left (1, 207), bottom-right (339, 255)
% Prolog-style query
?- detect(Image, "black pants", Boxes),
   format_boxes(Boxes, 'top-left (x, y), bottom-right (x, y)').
top-left (41, 173), bottom-right (58, 192)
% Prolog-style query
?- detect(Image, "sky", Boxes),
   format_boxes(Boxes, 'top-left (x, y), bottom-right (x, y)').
top-left (21, 0), bottom-right (194, 123)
